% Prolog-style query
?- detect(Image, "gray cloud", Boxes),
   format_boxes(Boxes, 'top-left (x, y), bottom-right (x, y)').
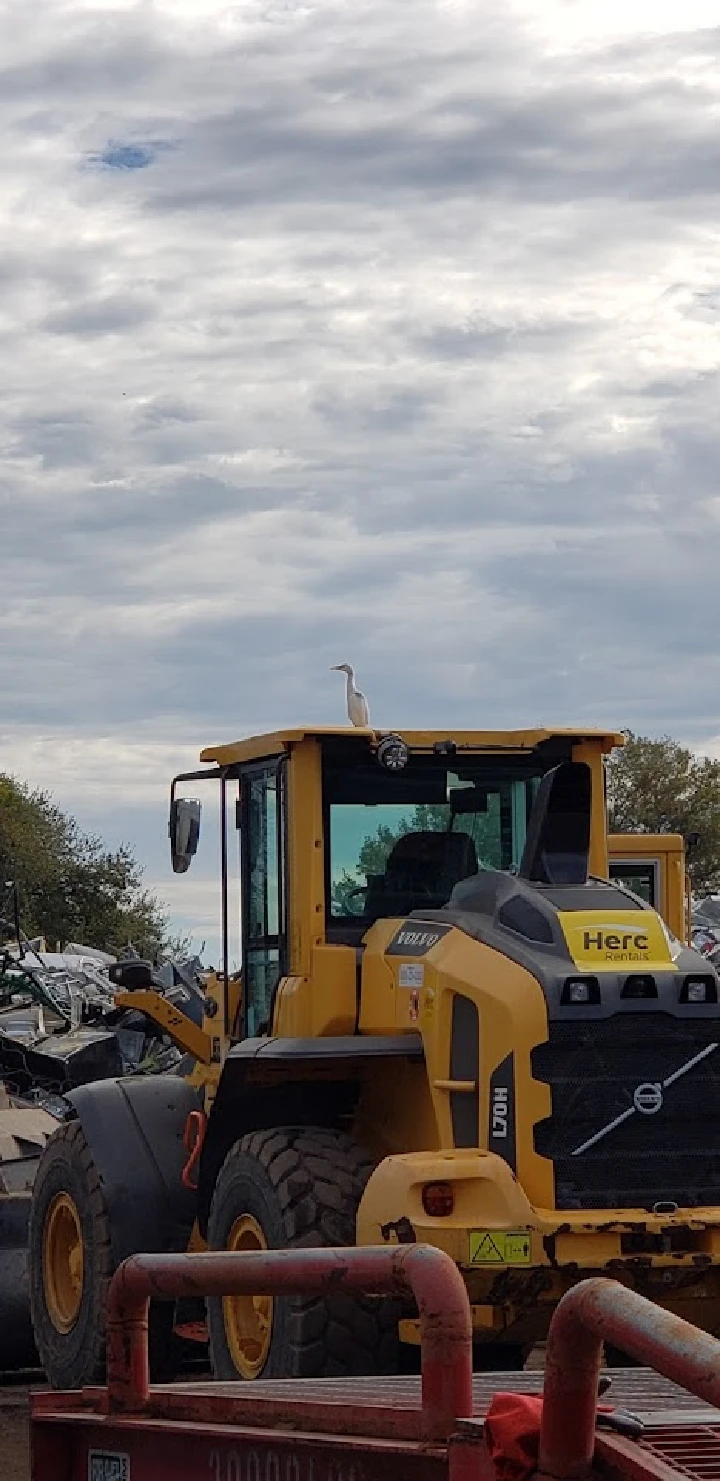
top-left (42, 293), bottom-right (158, 337)
top-left (1, 0), bottom-right (720, 947)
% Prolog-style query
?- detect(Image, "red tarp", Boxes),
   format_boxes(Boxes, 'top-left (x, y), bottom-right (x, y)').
top-left (485, 1392), bottom-right (614, 1481)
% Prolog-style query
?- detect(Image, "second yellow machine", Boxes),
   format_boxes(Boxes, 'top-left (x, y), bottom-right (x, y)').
top-left (29, 725), bottom-right (720, 1386)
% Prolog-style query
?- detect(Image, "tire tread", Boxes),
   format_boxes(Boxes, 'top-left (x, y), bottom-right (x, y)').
top-left (208, 1124), bottom-right (399, 1380)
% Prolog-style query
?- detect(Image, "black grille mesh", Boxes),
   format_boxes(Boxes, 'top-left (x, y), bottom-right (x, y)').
top-left (532, 1015), bottom-right (720, 1210)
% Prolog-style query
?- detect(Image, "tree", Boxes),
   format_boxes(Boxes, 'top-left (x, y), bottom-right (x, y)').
top-left (0, 774), bottom-right (178, 959)
top-left (606, 732), bottom-right (720, 896)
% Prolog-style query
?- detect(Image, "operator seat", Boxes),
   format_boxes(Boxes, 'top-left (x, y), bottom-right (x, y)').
top-left (365, 830), bottom-right (479, 920)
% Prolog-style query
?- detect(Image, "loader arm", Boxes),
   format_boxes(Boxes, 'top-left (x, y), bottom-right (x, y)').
top-left (114, 988), bottom-right (213, 1064)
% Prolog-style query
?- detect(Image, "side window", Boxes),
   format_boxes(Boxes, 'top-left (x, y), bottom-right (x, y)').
top-left (241, 763), bottom-right (285, 1037)
top-left (608, 860), bottom-right (657, 907)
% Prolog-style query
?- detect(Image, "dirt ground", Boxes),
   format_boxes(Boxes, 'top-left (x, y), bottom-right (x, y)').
top-left (1, 1390), bottom-right (32, 1481)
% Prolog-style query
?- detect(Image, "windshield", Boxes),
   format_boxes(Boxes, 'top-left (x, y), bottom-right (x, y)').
top-left (324, 752), bottom-right (548, 926)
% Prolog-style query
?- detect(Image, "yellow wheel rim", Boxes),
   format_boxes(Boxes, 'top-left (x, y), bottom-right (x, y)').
top-left (223, 1214), bottom-right (273, 1379)
top-left (42, 1192), bottom-right (84, 1334)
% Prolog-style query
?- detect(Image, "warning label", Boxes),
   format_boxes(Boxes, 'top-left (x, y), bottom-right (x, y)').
top-left (469, 1231), bottom-right (531, 1265)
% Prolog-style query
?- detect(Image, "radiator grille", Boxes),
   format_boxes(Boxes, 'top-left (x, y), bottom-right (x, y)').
top-left (532, 1015), bottom-right (720, 1210)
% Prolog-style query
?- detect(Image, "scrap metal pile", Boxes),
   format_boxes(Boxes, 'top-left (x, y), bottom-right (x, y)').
top-left (0, 939), bottom-right (207, 1207)
top-left (0, 934), bottom-right (208, 1367)
top-left (0, 943), bottom-right (205, 1116)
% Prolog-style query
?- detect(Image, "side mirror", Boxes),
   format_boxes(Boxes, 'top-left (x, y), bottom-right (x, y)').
top-left (169, 798), bottom-right (202, 873)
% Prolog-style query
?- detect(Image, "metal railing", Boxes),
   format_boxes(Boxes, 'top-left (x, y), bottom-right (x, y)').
top-left (106, 1242), bottom-right (473, 1441)
top-left (541, 1277), bottom-right (720, 1479)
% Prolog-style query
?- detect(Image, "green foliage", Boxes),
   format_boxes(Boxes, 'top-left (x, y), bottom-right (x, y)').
top-left (0, 774), bottom-right (176, 959)
top-left (606, 732), bottom-right (720, 896)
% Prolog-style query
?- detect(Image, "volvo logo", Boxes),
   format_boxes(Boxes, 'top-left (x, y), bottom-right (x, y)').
top-left (633, 1082), bottom-right (663, 1115)
top-left (572, 1041), bottom-right (719, 1158)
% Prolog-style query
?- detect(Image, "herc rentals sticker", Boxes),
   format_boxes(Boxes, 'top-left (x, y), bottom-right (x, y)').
top-left (558, 910), bottom-right (674, 970)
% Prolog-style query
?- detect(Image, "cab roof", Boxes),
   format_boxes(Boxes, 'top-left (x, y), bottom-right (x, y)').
top-left (200, 725), bottom-right (625, 767)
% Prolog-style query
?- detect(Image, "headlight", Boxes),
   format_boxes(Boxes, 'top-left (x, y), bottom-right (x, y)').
top-left (562, 975), bottom-right (599, 1005)
top-left (681, 975), bottom-right (718, 1004)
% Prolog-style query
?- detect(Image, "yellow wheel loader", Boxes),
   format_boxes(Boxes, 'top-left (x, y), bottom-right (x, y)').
top-left (28, 725), bottom-right (720, 1387)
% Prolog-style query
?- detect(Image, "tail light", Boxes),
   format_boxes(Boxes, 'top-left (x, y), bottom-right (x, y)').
top-left (422, 1182), bottom-right (455, 1217)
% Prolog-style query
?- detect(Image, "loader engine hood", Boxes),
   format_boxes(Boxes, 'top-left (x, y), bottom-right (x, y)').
top-left (403, 761), bottom-right (717, 1021)
top-left (409, 868), bottom-right (717, 1020)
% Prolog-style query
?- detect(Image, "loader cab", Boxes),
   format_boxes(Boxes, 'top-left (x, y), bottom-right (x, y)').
top-left (170, 726), bottom-right (622, 1047)
top-left (324, 741), bottom-right (551, 944)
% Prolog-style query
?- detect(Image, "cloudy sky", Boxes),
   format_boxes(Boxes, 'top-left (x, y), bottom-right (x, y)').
top-left (2, 0), bottom-right (720, 953)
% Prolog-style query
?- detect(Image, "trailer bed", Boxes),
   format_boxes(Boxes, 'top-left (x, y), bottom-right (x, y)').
top-left (31, 1369), bottom-right (720, 1481)
top-left (30, 1248), bottom-right (720, 1481)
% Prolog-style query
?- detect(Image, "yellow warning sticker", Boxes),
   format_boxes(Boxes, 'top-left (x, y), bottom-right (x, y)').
top-left (469, 1231), bottom-right (531, 1265)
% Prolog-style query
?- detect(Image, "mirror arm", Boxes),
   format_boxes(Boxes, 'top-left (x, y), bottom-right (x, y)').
top-left (170, 766), bottom-right (224, 804)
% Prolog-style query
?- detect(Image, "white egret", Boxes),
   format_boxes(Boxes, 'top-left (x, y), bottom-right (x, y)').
top-left (331, 663), bottom-right (370, 727)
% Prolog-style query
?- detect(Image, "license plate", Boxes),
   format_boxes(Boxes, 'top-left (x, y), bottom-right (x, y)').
top-left (89, 1453), bottom-right (130, 1481)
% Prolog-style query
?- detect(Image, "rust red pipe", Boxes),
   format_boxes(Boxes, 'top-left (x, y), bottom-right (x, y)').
top-left (540, 1277), bottom-right (720, 1480)
top-left (105, 1243), bottom-right (473, 1441)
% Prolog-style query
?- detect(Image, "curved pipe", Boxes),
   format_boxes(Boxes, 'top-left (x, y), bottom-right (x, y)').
top-left (540, 1276), bottom-right (720, 1479)
top-left (106, 1243), bottom-right (473, 1441)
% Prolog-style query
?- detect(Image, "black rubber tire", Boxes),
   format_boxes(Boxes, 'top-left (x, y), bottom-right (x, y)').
top-left (207, 1125), bottom-right (400, 1381)
top-left (28, 1120), bottom-right (112, 1389)
top-left (28, 1119), bottom-right (179, 1388)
